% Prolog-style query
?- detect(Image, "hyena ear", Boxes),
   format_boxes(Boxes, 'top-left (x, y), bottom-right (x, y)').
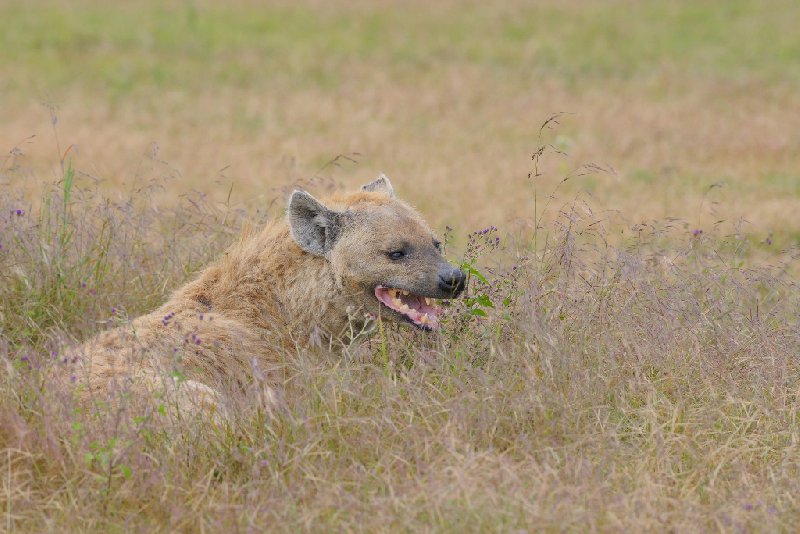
top-left (361, 173), bottom-right (395, 197)
top-left (287, 190), bottom-right (342, 257)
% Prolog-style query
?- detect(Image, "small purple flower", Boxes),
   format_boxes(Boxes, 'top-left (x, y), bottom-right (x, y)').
top-left (199, 314), bottom-right (204, 321)
top-left (692, 229), bottom-right (703, 237)
top-left (81, 282), bottom-right (87, 288)
top-left (766, 236), bottom-right (772, 246)
top-left (70, 375), bottom-right (77, 383)
top-left (20, 356), bottom-right (29, 362)
top-left (195, 338), bottom-right (202, 345)
top-left (743, 503), bottom-right (754, 511)
top-left (111, 306), bottom-right (117, 315)
top-left (14, 209), bottom-right (24, 217)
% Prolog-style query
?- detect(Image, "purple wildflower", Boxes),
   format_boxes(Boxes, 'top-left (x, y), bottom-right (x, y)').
top-left (70, 375), bottom-right (77, 383)
top-left (14, 209), bottom-right (24, 217)
top-left (692, 229), bottom-right (703, 237)
top-left (162, 311), bottom-right (176, 326)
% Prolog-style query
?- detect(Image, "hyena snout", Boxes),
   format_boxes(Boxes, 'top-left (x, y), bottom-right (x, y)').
top-left (438, 265), bottom-right (467, 296)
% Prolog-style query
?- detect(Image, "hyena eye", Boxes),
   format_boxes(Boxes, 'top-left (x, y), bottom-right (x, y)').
top-left (433, 239), bottom-right (442, 251)
top-left (388, 250), bottom-right (406, 260)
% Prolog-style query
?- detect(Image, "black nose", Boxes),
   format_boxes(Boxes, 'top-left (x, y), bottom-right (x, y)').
top-left (438, 267), bottom-right (467, 296)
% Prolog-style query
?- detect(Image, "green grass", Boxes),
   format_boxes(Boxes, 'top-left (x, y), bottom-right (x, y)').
top-left (2, 0), bottom-right (799, 98)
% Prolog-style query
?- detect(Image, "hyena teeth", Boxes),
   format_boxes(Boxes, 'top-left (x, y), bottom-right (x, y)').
top-left (424, 297), bottom-right (431, 305)
top-left (391, 297), bottom-right (403, 308)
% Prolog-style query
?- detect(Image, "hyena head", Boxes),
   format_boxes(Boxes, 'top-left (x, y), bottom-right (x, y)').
top-left (287, 174), bottom-right (466, 330)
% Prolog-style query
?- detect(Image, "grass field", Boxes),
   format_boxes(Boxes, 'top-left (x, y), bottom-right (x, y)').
top-left (2, 0), bottom-right (800, 531)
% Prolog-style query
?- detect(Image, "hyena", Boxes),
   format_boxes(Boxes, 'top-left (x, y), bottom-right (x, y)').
top-left (75, 175), bottom-right (466, 417)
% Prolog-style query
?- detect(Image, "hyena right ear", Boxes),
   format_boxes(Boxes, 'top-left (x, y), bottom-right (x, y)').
top-left (361, 173), bottom-right (395, 197)
top-left (287, 191), bottom-right (342, 257)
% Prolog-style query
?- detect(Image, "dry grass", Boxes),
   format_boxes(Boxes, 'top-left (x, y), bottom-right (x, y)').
top-left (1, 173), bottom-right (799, 531)
top-left (8, 77), bottom-right (800, 233)
top-left (2, 0), bottom-right (800, 531)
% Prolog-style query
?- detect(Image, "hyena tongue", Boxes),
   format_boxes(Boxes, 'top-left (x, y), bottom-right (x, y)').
top-left (398, 292), bottom-right (424, 310)
top-left (374, 286), bottom-right (442, 329)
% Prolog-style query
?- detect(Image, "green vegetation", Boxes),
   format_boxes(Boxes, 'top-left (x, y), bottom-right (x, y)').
top-left (3, 0), bottom-right (799, 94)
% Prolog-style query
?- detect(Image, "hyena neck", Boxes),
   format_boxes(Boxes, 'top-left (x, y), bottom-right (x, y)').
top-left (176, 223), bottom-right (349, 344)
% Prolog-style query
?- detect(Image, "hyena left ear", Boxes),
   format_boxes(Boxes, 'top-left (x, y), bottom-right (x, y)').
top-left (287, 190), bottom-right (342, 257)
top-left (361, 173), bottom-right (395, 197)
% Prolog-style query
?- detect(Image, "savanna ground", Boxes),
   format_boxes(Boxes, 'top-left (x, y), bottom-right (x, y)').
top-left (1, 0), bottom-right (799, 531)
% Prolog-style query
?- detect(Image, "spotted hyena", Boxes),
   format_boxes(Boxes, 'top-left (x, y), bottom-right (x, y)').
top-left (76, 175), bottom-right (466, 417)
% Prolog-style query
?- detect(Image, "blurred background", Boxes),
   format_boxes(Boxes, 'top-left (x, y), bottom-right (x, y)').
top-left (2, 0), bottom-right (799, 245)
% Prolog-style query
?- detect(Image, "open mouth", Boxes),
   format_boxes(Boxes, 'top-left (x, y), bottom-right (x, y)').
top-left (374, 286), bottom-right (443, 330)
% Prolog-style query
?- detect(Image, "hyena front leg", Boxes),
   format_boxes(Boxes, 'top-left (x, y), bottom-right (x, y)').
top-left (159, 376), bottom-right (229, 425)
